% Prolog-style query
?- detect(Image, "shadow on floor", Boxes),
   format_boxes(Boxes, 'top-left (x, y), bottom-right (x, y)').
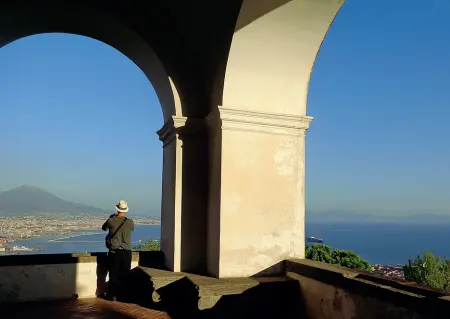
top-left (202, 280), bottom-right (304, 319)
top-left (1, 299), bottom-right (169, 319)
top-left (2, 298), bottom-right (170, 319)
top-left (121, 267), bottom-right (306, 319)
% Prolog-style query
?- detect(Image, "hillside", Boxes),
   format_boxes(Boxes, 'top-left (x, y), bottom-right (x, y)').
top-left (0, 185), bottom-right (108, 216)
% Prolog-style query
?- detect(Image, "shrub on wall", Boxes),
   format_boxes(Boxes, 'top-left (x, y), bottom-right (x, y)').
top-left (132, 239), bottom-right (160, 251)
top-left (305, 244), bottom-right (371, 271)
top-left (403, 251), bottom-right (450, 290)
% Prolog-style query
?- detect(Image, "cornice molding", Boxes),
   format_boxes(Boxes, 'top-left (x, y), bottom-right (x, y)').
top-left (157, 108), bottom-right (313, 146)
top-left (216, 107), bottom-right (313, 136)
top-left (157, 116), bottom-right (207, 147)
top-left (156, 116), bottom-right (186, 147)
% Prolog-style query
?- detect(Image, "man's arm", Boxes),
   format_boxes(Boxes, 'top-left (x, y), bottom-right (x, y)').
top-left (129, 219), bottom-right (135, 231)
top-left (102, 218), bottom-right (110, 231)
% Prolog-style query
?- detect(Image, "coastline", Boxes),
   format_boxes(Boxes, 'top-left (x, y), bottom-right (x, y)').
top-left (3, 224), bottom-right (161, 255)
top-left (12, 223), bottom-right (160, 244)
top-left (3, 221), bottom-right (160, 244)
top-left (47, 231), bottom-right (104, 243)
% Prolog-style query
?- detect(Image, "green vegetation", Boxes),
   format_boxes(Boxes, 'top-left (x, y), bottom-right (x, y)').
top-left (403, 251), bottom-right (450, 290)
top-left (306, 245), bottom-right (450, 290)
top-left (132, 239), bottom-right (160, 251)
top-left (305, 244), bottom-right (371, 271)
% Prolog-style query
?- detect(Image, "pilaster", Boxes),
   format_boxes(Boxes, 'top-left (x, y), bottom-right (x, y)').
top-left (207, 106), bottom-right (312, 278)
top-left (157, 116), bottom-right (185, 272)
top-left (157, 115), bottom-right (209, 274)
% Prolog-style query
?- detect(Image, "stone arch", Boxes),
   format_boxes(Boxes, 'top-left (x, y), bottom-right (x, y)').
top-left (0, 3), bottom-right (182, 122)
top-left (202, 0), bottom-right (346, 277)
top-left (220, 0), bottom-right (343, 116)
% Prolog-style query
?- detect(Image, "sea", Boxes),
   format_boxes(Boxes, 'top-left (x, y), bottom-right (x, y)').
top-left (10, 225), bottom-right (161, 254)
top-left (307, 222), bottom-right (450, 265)
top-left (8, 222), bottom-right (450, 265)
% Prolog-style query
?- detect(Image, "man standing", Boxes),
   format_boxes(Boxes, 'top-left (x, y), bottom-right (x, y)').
top-left (102, 200), bottom-right (135, 301)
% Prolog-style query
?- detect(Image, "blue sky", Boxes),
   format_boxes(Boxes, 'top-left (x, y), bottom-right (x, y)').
top-left (1, 0), bottom-right (450, 215)
top-left (0, 34), bottom-right (163, 214)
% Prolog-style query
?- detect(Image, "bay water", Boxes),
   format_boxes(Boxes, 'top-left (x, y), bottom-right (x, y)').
top-left (9, 222), bottom-right (450, 265)
top-left (307, 222), bottom-right (450, 265)
top-left (11, 225), bottom-right (160, 254)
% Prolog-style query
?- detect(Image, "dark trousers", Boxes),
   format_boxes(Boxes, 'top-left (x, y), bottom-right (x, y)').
top-left (108, 249), bottom-right (132, 298)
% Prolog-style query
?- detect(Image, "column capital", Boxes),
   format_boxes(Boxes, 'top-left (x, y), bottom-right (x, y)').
top-left (157, 116), bottom-right (185, 147)
top-left (157, 116), bottom-right (208, 147)
top-left (207, 106), bottom-right (313, 136)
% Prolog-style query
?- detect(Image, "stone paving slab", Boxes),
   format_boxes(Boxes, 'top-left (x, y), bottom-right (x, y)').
top-left (2, 298), bottom-right (171, 319)
top-left (137, 266), bottom-right (261, 296)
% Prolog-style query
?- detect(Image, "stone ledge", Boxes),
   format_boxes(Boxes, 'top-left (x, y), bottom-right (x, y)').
top-left (286, 259), bottom-right (450, 298)
top-left (286, 259), bottom-right (450, 316)
top-left (0, 251), bottom-right (164, 267)
top-left (134, 267), bottom-right (261, 297)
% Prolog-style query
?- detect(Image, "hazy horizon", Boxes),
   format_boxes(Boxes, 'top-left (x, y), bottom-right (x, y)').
top-left (2, 184), bottom-right (450, 220)
top-left (2, 0), bottom-right (450, 217)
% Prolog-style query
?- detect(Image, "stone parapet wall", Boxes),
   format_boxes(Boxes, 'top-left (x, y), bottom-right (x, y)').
top-left (286, 259), bottom-right (450, 319)
top-left (4, 254), bottom-right (450, 319)
top-left (0, 251), bottom-right (164, 303)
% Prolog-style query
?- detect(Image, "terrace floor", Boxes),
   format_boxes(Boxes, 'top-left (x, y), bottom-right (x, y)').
top-left (3, 298), bottom-right (171, 319)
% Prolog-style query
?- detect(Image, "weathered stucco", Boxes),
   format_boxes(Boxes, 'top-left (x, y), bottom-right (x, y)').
top-left (287, 259), bottom-right (450, 319)
top-left (206, 108), bottom-right (313, 277)
top-left (0, 253), bottom-right (146, 302)
top-left (222, 0), bottom-right (343, 116)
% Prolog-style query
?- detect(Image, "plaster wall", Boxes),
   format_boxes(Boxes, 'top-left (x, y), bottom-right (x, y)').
top-left (207, 108), bottom-right (311, 277)
top-left (296, 274), bottom-right (434, 319)
top-left (223, 0), bottom-right (343, 116)
top-left (286, 259), bottom-right (449, 319)
top-left (0, 260), bottom-right (137, 302)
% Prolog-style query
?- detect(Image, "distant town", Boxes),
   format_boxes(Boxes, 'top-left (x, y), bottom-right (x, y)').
top-left (371, 264), bottom-right (405, 280)
top-left (0, 185), bottom-right (161, 253)
top-left (0, 213), bottom-right (160, 252)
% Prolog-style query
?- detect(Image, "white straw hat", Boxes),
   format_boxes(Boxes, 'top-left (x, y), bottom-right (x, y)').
top-left (115, 200), bottom-right (129, 213)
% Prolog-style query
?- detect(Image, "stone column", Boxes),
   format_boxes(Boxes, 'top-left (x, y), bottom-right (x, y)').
top-left (157, 116), bottom-right (185, 272)
top-left (207, 107), bottom-right (312, 278)
top-left (157, 116), bottom-right (208, 274)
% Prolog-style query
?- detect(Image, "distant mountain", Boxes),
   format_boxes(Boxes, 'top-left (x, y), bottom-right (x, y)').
top-left (307, 210), bottom-right (380, 223)
top-left (133, 209), bottom-right (161, 218)
top-left (307, 210), bottom-right (450, 224)
top-left (0, 185), bottom-right (108, 216)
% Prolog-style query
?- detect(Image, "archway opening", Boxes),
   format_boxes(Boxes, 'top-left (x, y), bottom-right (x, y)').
top-left (0, 33), bottom-right (164, 255)
top-left (306, 0), bottom-right (450, 279)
